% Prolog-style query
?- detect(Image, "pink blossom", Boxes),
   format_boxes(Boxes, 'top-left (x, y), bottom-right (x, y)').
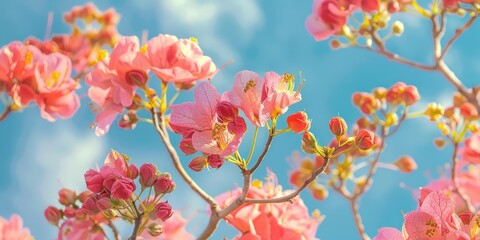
top-left (86, 36), bottom-right (149, 136)
top-left (84, 169), bottom-right (104, 193)
top-left (139, 163), bottom-right (158, 188)
top-left (34, 53), bottom-right (80, 121)
top-left (139, 211), bottom-right (194, 240)
top-left (373, 227), bottom-right (403, 240)
top-left (58, 219), bottom-right (105, 240)
top-left (0, 214), bottom-right (33, 239)
top-left (305, 0), bottom-right (357, 41)
top-left (103, 149), bottom-right (129, 177)
top-left (461, 131), bottom-right (480, 164)
top-left (225, 71), bottom-right (301, 126)
top-left (146, 34), bottom-right (217, 83)
top-left (153, 202), bottom-right (174, 221)
top-left (216, 171), bottom-right (322, 239)
top-left (170, 82), bottom-right (246, 157)
top-left (0, 41), bottom-right (41, 107)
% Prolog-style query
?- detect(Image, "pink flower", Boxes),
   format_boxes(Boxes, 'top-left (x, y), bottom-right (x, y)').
top-left (58, 219), bottom-right (105, 240)
top-left (147, 34), bottom-right (217, 83)
top-left (86, 36), bottom-right (149, 136)
top-left (461, 131), bottom-right (480, 164)
top-left (216, 171), bottom-right (322, 240)
top-left (139, 211), bottom-right (194, 240)
top-left (84, 169), bottom-right (104, 193)
top-left (225, 71), bottom-right (301, 126)
top-left (373, 227), bottom-right (404, 240)
top-left (111, 177), bottom-right (136, 200)
top-left (34, 53), bottom-right (80, 121)
top-left (0, 41), bottom-right (41, 107)
top-left (170, 82), bottom-right (246, 157)
top-left (139, 163), bottom-right (158, 188)
top-left (0, 214), bottom-right (33, 239)
top-left (305, 0), bottom-right (357, 41)
top-left (103, 149), bottom-right (129, 177)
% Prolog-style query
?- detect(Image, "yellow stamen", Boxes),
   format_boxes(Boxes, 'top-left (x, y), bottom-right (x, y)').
top-left (96, 49), bottom-right (108, 62)
top-left (25, 51), bottom-right (33, 65)
top-left (47, 71), bottom-right (61, 88)
top-left (140, 44), bottom-right (148, 54)
top-left (251, 179), bottom-right (263, 188)
top-left (244, 79), bottom-right (256, 93)
top-left (189, 37), bottom-right (198, 44)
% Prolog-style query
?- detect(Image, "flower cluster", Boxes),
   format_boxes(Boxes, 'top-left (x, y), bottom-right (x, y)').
top-left (216, 171), bottom-right (323, 240)
top-left (86, 34), bottom-right (217, 136)
top-left (0, 41), bottom-right (80, 121)
top-left (46, 150), bottom-right (177, 239)
top-left (27, 3), bottom-right (120, 74)
top-left (374, 190), bottom-right (480, 240)
top-left (0, 215), bottom-right (33, 240)
top-left (170, 70), bottom-right (302, 172)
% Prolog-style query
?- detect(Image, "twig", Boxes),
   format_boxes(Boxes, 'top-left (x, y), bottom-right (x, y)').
top-left (349, 199), bottom-right (370, 240)
top-left (451, 142), bottom-right (475, 212)
top-left (150, 109), bottom-right (218, 209)
top-left (107, 220), bottom-right (120, 240)
top-left (0, 105), bottom-right (12, 122)
top-left (439, 15), bottom-right (478, 60)
top-left (128, 204), bottom-right (143, 240)
top-left (245, 156), bottom-right (330, 204)
top-left (249, 127), bottom-right (275, 173)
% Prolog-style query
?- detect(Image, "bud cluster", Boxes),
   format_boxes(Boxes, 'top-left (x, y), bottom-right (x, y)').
top-left (46, 150), bottom-right (176, 239)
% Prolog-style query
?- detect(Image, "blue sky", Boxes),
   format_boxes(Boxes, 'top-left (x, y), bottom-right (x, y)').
top-left (0, 0), bottom-right (478, 239)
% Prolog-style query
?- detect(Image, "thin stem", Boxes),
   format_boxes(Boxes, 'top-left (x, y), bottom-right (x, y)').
top-left (0, 105), bottom-right (12, 122)
top-left (249, 127), bottom-right (275, 173)
top-left (245, 157), bottom-right (330, 204)
top-left (246, 127), bottom-right (259, 165)
top-left (107, 220), bottom-right (120, 240)
top-left (129, 204), bottom-right (143, 240)
top-left (150, 109), bottom-right (218, 209)
top-left (439, 15), bottom-right (478, 60)
top-left (451, 142), bottom-right (475, 212)
top-left (349, 199), bottom-right (369, 240)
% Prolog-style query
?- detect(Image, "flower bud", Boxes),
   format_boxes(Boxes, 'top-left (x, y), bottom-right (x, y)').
top-left (63, 207), bottom-right (77, 218)
top-left (44, 206), bottom-right (62, 226)
top-left (287, 111), bottom-right (311, 133)
top-left (84, 169), bottom-right (104, 193)
top-left (207, 154), bottom-right (224, 169)
top-left (434, 138), bottom-right (446, 149)
top-left (97, 197), bottom-right (112, 210)
top-left (147, 223), bottom-right (164, 237)
top-left (216, 101), bottom-right (238, 123)
top-left (424, 103), bottom-right (444, 121)
top-left (227, 117), bottom-right (247, 135)
top-left (128, 164), bottom-right (139, 179)
top-left (58, 188), bottom-right (77, 206)
top-left (289, 170), bottom-right (309, 188)
top-left (83, 195), bottom-right (100, 215)
top-left (387, 1), bottom-right (399, 13)
top-left (102, 173), bottom-right (118, 192)
top-left (392, 21), bottom-right (404, 36)
top-left (118, 112), bottom-right (138, 130)
top-left (154, 175), bottom-right (175, 195)
top-left (125, 69), bottom-right (149, 88)
top-left (302, 131), bottom-right (319, 154)
top-left (393, 156), bottom-right (417, 173)
top-left (329, 117), bottom-right (347, 137)
top-left (401, 85), bottom-right (420, 106)
top-left (78, 190), bottom-right (92, 203)
top-left (153, 202), bottom-right (173, 221)
top-left (330, 39), bottom-right (341, 49)
top-left (103, 209), bottom-right (118, 219)
top-left (179, 132), bottom-right (196, 155)
top-left (459, 102), bottom-right (478, 120)
top-left (373, 87), bottom-right (387, 100)
top-left (309, 184), bottom-right (328, 201)
top-left (188, 156), bottom-right (207, 172)
top-left (111, 177), bottom-right (136, 200)
top-left (139, 163), bottom-right (157, 188)
top-left (355, 129), bottom-right (375, 150)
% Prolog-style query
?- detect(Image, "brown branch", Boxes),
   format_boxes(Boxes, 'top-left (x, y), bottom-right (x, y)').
top-left (128, 204), bottom-right (143, 240)
top-left (150, 109), bottom-right (219, 210)
top-left (245, 156), bottom-right (330, 204)
top-left (107, 220), bottom-right (120, 240)
top-left (439, 15), bottom-right (478, 60)
top-left (0, 105), bottom-right (12, 122)
top-left (451, 142), bottom-right (475, 212)
top-left (249, 127), bottom-right (275, 173)
top-left (349, 199), bottom-right (369, 240)
top-left (198, 170), bottom-right (252, 240)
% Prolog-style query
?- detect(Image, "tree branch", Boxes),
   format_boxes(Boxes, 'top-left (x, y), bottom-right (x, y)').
top-left (150, 109), bottom-right (219, 210)
top-left (0, 105), bottom-right (12, 122)
top-left (249, 127), bottom-right (275, 173)
top-left (245, 156), bottom-right (330, 204)
top-left (439, 14), bottom-right (478, 60)
top-left (451, 142), bottom-right (475, 212)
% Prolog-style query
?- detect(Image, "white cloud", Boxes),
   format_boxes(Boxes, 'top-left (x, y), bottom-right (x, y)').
top-left (8, 120), bottom-right (107, 237)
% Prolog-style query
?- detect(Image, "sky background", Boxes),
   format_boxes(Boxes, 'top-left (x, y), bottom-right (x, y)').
top-left (0, 0), bottom-right (479, 239)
